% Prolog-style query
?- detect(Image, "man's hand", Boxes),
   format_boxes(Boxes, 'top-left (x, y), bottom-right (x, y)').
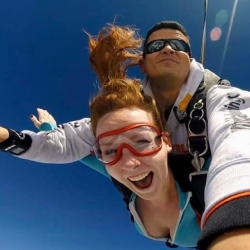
top-left (30, 108), bottom-right (57, 129)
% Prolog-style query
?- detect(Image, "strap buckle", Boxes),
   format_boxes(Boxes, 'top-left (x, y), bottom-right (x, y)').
top-left (187, 99), bottom-right (209, 171)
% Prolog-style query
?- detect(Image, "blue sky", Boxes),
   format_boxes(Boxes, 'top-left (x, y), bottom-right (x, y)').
top-left (0, 0), bottom-right (250, 249)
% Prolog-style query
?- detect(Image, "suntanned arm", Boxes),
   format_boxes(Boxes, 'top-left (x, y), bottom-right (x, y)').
top-left (208, 228), bottom-right (250, 250)
top-left (0, 127), bottom-right (9, 143)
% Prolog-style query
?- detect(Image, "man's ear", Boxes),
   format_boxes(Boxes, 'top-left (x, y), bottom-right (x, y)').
top-left (139, 58), bottom-right (146, 74)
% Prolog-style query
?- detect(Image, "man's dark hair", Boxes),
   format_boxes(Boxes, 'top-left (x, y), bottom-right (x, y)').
top-left (143, 21), bottom-right (191, 57)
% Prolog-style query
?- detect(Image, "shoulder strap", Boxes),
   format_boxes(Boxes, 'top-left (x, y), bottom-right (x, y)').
top-left (187, 69), bottom-right (230, 113)
top-left (186, 69), bottom-right (231, 163)
top-left (186, 70), bottom-right (219, 163)
top-left (187, 69), bottom-right (231, 120)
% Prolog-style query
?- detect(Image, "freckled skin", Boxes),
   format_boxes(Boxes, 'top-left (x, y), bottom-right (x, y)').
top-left (96, 108), bottom-right (179, 238)
top-left (96, 108), bottom-right (172, 201)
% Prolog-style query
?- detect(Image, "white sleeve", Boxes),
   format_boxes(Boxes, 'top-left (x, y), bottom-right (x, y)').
top-left (17, 118), bottom-right (95, 164)
top-left (201, 85), bottom-right (250, 228)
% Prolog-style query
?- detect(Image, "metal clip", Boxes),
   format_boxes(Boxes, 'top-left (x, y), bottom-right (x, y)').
top-left (173, 106), bottom-right (187, 123)
top-left (190, 109), bottom-right (204, 121)
top-left (191, 151), bottom-right (205, 171)
top-left (193, 99), bottom-right (204, 110)
top-left (188, 135), bottom-right (209, 158)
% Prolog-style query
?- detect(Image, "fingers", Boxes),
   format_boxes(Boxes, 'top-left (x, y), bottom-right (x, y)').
top-left (47, 113), bottom-right (57, 125)
top-left (37, 108), bottom-right (57, 126)
top-left (30, 108), bottom-right (57, 130)
top-left (37, 108), bottom-right (46, 122)
top-left (30, 115), bottom-right (41, 129)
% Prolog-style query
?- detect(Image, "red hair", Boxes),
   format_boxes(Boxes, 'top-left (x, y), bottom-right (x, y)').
top-left (86, 24), bottom-right (164, 135)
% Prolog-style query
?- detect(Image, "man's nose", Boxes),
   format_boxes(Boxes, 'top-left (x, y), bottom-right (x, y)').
top-left (161, 43), bottom-right (174, 54)
top-left (119, 148), bottom-right (141, 171)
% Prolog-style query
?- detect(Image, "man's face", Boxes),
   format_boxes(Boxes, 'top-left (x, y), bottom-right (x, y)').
top-left (140, 29), bottom-right (191, 87)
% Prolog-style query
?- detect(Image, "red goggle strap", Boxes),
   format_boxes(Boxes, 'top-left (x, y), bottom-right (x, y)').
top-left (96, 123), bottom-right (161, 140)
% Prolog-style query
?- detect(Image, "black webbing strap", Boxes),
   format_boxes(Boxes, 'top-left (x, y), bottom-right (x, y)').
top-left (187, 69), bottom-right (231, 159)
top-left (186, 69), bottom-right (222, 160)
top-left (111, 177), bottom-right (134, 222)
top-left (190, 171), bottom-right (208, 215)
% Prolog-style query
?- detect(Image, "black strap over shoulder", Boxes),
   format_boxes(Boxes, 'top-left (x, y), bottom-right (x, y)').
top-left (186, 69), bottom-right (230, 165)
top-left (186, 69), bottom-right (230, 130)
top-left (186, 69), bottom-right (230, 125)
top-left (111, 177), bottom-right (134, 222)
top-left (185, 69), bottom-right (219, 161)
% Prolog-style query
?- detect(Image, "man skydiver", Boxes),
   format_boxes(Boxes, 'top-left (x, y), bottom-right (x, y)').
top-left (1, 21), bottom-right (250, 249)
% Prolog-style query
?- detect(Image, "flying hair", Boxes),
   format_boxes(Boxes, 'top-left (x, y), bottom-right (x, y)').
top-left (85, 24), bottom-right (143, 86)
top-left (86, 24), bottom-right (164, 134)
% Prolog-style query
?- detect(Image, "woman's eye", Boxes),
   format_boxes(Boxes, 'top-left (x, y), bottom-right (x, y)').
top-left (136, 139), bottom-right (151, 146)
top-left (104, 148), bottom-right (117, 156)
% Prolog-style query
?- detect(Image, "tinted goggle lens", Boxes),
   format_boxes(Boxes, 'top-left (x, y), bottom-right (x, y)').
top-left (145, 39), bottom-right (190, 55)
top-left (93, 124), bottom-right (163, 166)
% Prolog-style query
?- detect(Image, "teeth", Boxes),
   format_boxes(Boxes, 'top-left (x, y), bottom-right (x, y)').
top-left (128, 171), bottom-right (150, 182)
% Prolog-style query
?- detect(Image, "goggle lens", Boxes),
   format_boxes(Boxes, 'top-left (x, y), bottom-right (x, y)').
top-left (93, 124), bottom-right (164, 166)
top-left (145, 39), bottom-right (190, 55)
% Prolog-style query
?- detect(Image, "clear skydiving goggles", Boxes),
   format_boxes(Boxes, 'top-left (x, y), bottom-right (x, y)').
top-left (93, 124), bottom-right (166, 166)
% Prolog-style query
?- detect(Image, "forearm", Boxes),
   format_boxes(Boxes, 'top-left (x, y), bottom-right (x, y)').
top-left (0, 127), bottom-right (9, 143)
top-left (204, 85), bottom-right (250, 223)
top-left (198, 196), bottom-right (250, 249)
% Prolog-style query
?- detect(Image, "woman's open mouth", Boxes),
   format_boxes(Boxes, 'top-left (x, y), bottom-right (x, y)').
top-left (128, 171), bottom-right (154, 189)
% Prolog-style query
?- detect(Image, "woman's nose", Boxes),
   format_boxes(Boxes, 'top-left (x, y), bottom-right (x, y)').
top-left (119, 148), bottom-right (141, 171)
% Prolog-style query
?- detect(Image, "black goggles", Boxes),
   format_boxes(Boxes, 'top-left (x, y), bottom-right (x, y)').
top-left (144, 39), bottom-right (191, 55)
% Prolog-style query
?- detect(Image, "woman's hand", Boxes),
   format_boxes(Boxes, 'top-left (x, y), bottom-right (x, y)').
top-left (30, 108), bottom-right (57, 129)
top-left (0, 127), bottom-right (9, 143)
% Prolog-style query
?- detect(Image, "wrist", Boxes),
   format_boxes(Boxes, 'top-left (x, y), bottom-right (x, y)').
top-left (39, 122), bottom-right (57, 131)
top-left (0, 127), bottom-right (9, 143)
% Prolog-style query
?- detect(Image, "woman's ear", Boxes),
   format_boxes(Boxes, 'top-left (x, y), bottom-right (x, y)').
top-left (163, 132), bottom-right (172, 150)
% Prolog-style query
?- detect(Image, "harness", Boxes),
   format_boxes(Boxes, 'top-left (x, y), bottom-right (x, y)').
top-left (111, 69), bottom-right (230, 248)
top-left (171, 69), bottom-right (230, 216)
